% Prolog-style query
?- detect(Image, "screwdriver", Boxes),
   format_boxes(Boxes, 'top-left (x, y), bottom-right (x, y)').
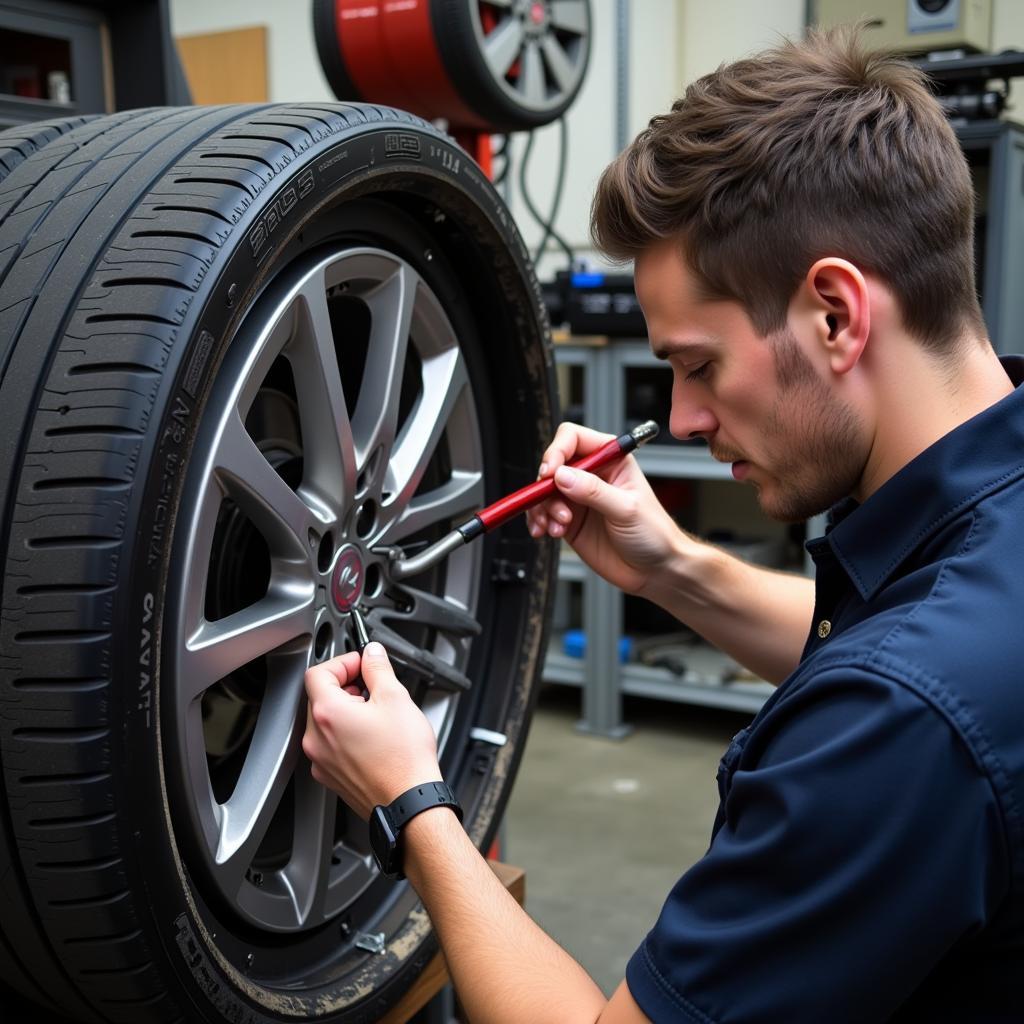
top-left (386, 420), bottom-right (659, 580)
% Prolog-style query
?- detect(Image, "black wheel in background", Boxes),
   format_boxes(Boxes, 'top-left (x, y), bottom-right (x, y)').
top-left (313, 0), bottom-right (591, 133)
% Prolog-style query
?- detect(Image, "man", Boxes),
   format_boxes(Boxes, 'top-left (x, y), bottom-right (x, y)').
top-left (303, 27), bottom-right (1023, 1022)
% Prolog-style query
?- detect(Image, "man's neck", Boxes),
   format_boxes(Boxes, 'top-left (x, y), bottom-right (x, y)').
top-left (856, 334), bottom-right (1013, 501)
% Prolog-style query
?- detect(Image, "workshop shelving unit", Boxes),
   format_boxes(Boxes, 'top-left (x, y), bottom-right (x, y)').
top-left (957, 119), bottom-right (1024, 356)
top-left (0, 0), bottom-right (190, 130)
top-left (544, 339), bottom-right (826, 737)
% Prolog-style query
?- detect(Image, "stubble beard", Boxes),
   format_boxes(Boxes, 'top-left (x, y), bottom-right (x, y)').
top-left (748, 329), bottom-right (865, 523)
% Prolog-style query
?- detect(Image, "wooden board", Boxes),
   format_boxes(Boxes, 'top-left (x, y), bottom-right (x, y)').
top-left (380, 862), bottom-right (526, 1024)
top-left (175, 26), bottom-right (268, 104)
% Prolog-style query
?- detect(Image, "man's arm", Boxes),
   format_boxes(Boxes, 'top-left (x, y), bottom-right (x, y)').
top-left (646, 537), bottom-right (815, 685)
top-left (303, 648), bottom-right (650, 1024)
top-left (526, 423), bottom-right (814, 684)
top-left (403, 807), bottom-right (649, 1024)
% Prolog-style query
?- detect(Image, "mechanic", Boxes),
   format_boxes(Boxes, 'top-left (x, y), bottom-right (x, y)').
top-left (302, 26), bottom-right (1023, 1023)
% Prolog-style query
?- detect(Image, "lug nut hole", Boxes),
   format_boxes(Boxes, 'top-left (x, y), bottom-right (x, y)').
top-left (354, 501), bottom-right (377, 539)
top-left (317, 531), bottom-right (335, 573)
top-left (314, 622), bottom-right (333, 661)
top-left (364, 563), bottom-right (383, 598)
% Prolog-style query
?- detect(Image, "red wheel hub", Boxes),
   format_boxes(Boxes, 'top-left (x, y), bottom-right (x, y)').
top-left (331, 544), bottom-right (365, 613)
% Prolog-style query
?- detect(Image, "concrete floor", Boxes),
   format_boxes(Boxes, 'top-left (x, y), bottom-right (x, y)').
top-left (505, 685), bottom-right (752, 996)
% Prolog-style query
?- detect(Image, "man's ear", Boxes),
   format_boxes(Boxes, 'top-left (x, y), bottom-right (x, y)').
top-left (800, 257), bottom-right (870, 375)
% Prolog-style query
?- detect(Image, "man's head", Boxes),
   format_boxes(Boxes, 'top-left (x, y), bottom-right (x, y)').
top-left (594, 27), bottom-right (986, 519)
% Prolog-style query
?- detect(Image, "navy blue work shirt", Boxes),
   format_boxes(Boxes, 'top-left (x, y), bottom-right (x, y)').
top-left (626, 357), bottom-right (1024, 1023)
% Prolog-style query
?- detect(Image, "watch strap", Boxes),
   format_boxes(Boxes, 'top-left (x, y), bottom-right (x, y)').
top-left (385, 780), bottom-right (463, 833)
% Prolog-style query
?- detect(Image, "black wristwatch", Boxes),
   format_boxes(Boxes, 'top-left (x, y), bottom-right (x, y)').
top-left (368, 781), bottom-right (463, 879)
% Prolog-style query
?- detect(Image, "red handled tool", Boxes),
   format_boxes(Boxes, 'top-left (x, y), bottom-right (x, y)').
top-left (387, 420), bottom-right (659, 580)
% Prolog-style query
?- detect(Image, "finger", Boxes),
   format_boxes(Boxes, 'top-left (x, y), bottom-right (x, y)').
top-left (321, 651), bottom-right (363, 686)
top-left (359, 641), bottom-right (401, 696)
top-left (539, 422), bottom-right (616, 477)
top-left (306, 656), bottom-right (363, 705)
top-left (553, 464), bottom-right (637, 522)
top-left (548, 500), bottom-right (573, 524)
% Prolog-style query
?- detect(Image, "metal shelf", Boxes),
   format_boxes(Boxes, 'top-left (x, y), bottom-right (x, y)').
top-left (637, 444), bottom-right (732, 480)
top-left (545, 645), bottom-right (774, 715)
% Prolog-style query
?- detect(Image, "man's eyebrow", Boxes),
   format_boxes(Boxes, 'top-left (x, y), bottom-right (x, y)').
top-left (650, 338), bottom-right (716, 362)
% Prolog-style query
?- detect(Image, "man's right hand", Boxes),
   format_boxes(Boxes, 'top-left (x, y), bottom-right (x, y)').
top-left (526, 422), bottom-right (688, 598)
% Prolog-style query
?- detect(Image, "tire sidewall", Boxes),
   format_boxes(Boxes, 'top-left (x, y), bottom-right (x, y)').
top-left (115, 119), bottom-right (555, 1021)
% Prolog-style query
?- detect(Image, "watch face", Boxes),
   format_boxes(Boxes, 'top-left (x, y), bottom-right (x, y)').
top-left (369, 806), bottom-right (399, 877)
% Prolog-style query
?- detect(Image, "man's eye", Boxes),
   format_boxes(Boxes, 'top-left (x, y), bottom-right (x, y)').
top-left (684, 363), bottom-right (710, 383)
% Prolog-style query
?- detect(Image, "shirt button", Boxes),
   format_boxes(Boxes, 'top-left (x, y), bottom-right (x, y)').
top-left (817, 620), bottom-right (832, 639)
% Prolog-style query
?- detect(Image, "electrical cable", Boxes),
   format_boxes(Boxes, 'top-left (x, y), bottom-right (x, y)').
top-left (518, 118), bottom-right (574, 267)
top-left (491, 133), bottom-right (510, 186)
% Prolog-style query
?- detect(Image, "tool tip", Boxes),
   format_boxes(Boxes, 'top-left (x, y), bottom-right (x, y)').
top-left (630, 420), bottom-right (660, 445)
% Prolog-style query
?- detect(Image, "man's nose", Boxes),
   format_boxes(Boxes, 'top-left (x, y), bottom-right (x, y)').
top-left (669, 398), bottom-right (718, 441)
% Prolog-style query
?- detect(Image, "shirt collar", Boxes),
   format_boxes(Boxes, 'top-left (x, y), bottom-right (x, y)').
top-left (823, 355), bottom-right (1024, 601)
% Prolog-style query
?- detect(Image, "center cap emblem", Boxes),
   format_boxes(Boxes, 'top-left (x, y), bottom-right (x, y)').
top-left (331, 545), bottom-right (365, 613)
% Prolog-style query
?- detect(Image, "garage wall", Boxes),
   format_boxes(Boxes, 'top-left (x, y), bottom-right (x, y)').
top-left (169, 0), bottom-right (334, 103)
top-left (168, 0), bottom-right (1024, 279)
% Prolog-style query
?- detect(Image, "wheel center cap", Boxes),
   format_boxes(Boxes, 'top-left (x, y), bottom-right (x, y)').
top-left (331, 544), bottom-right (365, 613)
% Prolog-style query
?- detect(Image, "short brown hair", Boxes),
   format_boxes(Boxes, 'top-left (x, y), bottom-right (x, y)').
top-left (592, 26), bottom-right (984, 351)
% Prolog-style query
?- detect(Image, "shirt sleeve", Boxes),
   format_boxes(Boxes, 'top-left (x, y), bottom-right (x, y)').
top-left (625, 667), bottom-right (1009, 1024)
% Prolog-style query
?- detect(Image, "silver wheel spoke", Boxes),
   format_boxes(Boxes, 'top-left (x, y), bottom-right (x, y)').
top-left (386, 585), bottom-right (481, 638)
top-left (212, 657), bottom-right (306, 898)
top-left (549, 0), bottom-right (587, 34)
top-left (541, 35), bottom-right (575, 93)
top-left (484, 18), bottom-right (525, 79)
top-left (351, 262), bottom-right (419, 472)
top-left (368, 619), bottom-right (472, 692)
top-left (185, 700), bottom-right (221, 855)
top-left (182, 589), bottom-right (313, 702)
top-left (287, 269), bottom-right (358, 513)
top-left (284, 762), bottom-right (339, 927)
top-left (380, 469), bottom-right (484, 544)
top-left (180, 475), bottom-right (224, 637)
top-left (214, 411), bottom-right (315, 558)
top-left (383, 348), bottom-right (468, 523)
top-left (519, 40), bottom-right (546, 104)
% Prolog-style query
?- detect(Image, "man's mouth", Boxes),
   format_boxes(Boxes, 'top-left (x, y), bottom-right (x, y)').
top-left (731, 460), bottom-right (751, 481)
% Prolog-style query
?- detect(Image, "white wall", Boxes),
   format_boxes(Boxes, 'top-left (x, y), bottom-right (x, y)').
top-left (168, 0), bottom-right (1024, 279)
top-left (526, 0), bottom-right (807, 275)
top-left (169, 0), bottom-right (335, 102)
top-left (677, 0), bottom-right (805, 87)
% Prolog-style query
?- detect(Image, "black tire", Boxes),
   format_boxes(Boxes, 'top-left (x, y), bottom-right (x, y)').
top-left (0, 115), bottom-right (99, 182)
top-left (431, 0), bottom-right (591, 131)
top-left (0, 104), bottom-right (557, 1023)
top-left (312, 0), bottom-right (591, 133)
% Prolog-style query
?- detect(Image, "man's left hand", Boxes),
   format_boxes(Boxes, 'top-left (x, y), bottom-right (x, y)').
top-left (302, 642), bottom-right (442, 819)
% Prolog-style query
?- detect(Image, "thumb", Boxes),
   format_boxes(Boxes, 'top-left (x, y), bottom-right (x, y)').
top-left (360, 642), bottom-right (400, 695)
top-left (554, 464), bottom-right (634, 522)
